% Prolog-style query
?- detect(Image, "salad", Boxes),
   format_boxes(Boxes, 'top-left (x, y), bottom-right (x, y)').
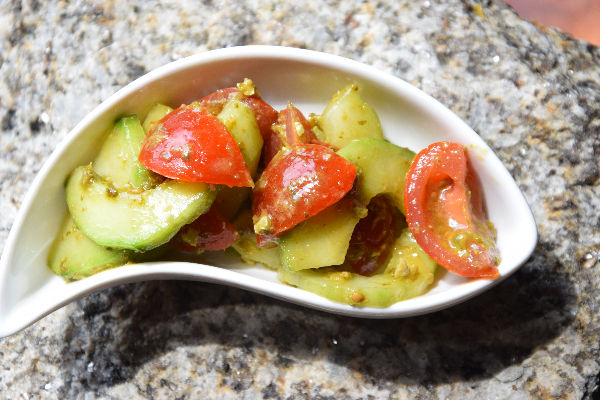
top-left (48, 79), bottom-right (499, 307)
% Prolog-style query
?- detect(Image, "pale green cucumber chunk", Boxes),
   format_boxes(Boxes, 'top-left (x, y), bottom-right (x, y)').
top-left (230, 209), bottom-right (280, 270)
top-left (279, 200), bottom-right (361, 271)
top-left (212, 99), bottom-right (264, 219)
top-left (318, 84), bottom-right (384, 149)
top-left (48, 215), bottom-right (130, 281)
top-left (278, 228), bottom-right (437, 307)
top-left (143, 103), bottom-right (173, 134)
top-left (93, 115), bottom-right (155, 189)
top-left (337, 138), bottom-right (415, 214)
top-left (217, 99), bottom-right (264, 178)
top-left (232, 231), bottom-right (281, 270)
top-left (66, 165), bottom-right (216, 251)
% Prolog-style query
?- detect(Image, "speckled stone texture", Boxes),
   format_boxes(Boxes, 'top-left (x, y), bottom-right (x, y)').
top-left (1, 0), bottom-right (599, 398)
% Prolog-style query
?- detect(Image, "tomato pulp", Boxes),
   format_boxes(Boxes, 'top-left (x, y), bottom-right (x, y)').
top-left (404, 142), bottom-right (499, 278)
top-left (262, 104), bottom-right (324, 165)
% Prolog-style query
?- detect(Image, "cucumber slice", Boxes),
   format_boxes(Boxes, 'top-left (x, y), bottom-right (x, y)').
top-left (279, 199), bottom-right (361, 271)
top-left (48, 215), bottom-right (130, 281)
top-left (278, 228), bottom-right (437, 307)
top-left (318, 84), bottom-right (384, 149)
top-left (232, 231), bottom-right (281, 270)
top-left (230, 209), bottom-right (281, 270)
top-left (93, 115), bottom-right (157, 190)
top-left (143, 103), bottom-right (173, 134)
top-left (211, 99), bottom-right (264, 219)
top-left (66, 165), bottom-right (215, 251)
top-left (217, 99), bottom-right (263, 177)
top-left (337, 138), bottom-right (415, 214)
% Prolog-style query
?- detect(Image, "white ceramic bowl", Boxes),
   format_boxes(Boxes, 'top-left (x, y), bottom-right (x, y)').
top-left (0, 46), bottom-right (537, 337)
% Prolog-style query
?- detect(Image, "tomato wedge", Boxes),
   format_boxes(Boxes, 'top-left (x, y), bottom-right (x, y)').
top-left (404, 142), bottom-right (500, 278)
top-left (345, 195), bottom-right (398, 276)
top-left (263, 104), bottom-right (323, 165)
top-left (197, 86), bottom-right (279, 140)
top-left (252, 144), bottom-right (356, 236)
top-left (139, 105), bottom-right (253, 187)
top-left (172, 205), bottom-right (239, 252)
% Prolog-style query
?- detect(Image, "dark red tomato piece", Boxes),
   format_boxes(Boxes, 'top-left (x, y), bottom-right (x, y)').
top-left (252, 144), bottom-right (357, 236)
top-left (263, 104), bottom-right (323, 165)
top-left (139, 105), bottom-right (253, 187)
top-left (280, 104), bottom-right (320, 145)
top-left (404, 142), bottom-right (500, 278)
top-left (345, 195), bottom-right (398, 276)
top-left (196, 87), bottom-right (238, 115)
top-left (197, 87), bottom-right (278, 140)
top-left (245, 96), bottom-right (279, 139)
top-left (172, 205), bottom-right (239, 252)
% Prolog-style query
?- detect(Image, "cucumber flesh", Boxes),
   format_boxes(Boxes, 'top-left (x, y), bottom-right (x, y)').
top-left (66, 165), bottom-right (215, 251)
top-left (210, 99), bottom-right (264, 219)
top-left (143, 103), bottom-right (173, 134)
top-left (279, 199), bottom-right (361, 271)
top-left (230, 209), bottom-right (280, 270)
top-left (278, 228), bottom-right (437, 307)
top-left (318, 84), bottom-right (384, 149)
top-left (232, 231), bottom-right (281, 270)
top-left (217, 99), bottom-right (263, 177)
top-left (93, 115), bottom-right (157, 190)
top-left (337, 138), bottom-right (415, 214)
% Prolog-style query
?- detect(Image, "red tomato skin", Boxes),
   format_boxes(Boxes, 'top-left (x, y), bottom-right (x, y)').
top-left (404, 142), bottom-right (499, 278)
top-left (196, 87), bottom-right (239, 115)
top-left (197, 87), bottom-right (279, 140)
top-left (280, 104), bottom-right (319, 145)
top-left (173, 205), bottom-right (239, 252)
top-left (252, 144), bottom-right (357, 236)
top-left (245, 96), bottom-right (279, 140)
top-left (263, 104), bottom-right (327, 166)
top-left (345, 195), bottom-right (398, 276)
top-left (139, 105), bottom-right (253, 187)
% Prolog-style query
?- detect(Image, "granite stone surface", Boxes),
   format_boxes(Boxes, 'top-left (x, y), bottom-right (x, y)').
top-left (1, 0), bottom-right (599, 398)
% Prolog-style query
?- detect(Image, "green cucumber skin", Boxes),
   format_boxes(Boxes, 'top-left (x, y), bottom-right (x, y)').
top-left (66, 165), bottom-right (215, 252)
top-left (279, 138), bottom-right (429, 307)
top-left (93, 115), bottom-right (154, 189)
top-left (337, 138), bottom-right (415, 214)
top-left (278, 228), bottom-right (437, 308)
top-left (47, 215), bottom-right (130, 281)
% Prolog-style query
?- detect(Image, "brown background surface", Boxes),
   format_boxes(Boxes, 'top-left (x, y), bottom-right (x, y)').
top-left (504, 0), bottom-right (600, 45)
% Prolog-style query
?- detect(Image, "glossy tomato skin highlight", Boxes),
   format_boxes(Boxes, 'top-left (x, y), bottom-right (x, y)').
top-left (404, 142), bottom-right (499, 278)
top-left (252, 144), bottom-right (356, 237)
top-left (138, 105), bottom-right (253, 187)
